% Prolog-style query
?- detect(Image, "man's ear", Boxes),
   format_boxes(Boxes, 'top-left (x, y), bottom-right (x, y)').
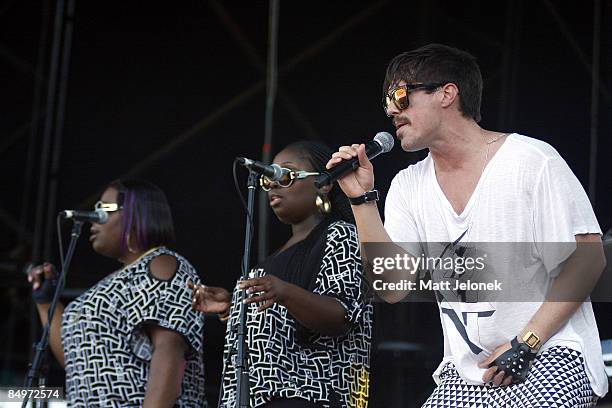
top-left (440, 83), bottom-right (460, 109)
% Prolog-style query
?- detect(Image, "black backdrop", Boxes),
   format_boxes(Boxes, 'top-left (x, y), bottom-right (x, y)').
top-left (1, 1), bottom-right (611, 406)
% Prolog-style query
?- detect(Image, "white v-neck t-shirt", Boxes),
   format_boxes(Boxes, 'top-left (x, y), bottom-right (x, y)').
top-left (383, 133), bottom-right (608, 397)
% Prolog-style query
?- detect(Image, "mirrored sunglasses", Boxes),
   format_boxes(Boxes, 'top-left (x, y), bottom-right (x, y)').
top-left (383, 82), bottom-right (447, 115)
top-left (94, 201), bottom-right (123, 213)
top-left (259, 169), bottom-right (320, 191)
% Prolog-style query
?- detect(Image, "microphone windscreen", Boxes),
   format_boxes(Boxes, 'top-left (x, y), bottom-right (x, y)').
top-left (95, 209), bottom-right (109, 224)
top-left (374, 132), bottom-right (395, 153)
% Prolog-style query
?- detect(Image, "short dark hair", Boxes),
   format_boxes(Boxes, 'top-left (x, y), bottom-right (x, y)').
top-left (283, 141), bottom-right (355, 224)
top-left (383, 43), bottom-right (483, 122)
top-left (107, 179), bottom-right (175, 252)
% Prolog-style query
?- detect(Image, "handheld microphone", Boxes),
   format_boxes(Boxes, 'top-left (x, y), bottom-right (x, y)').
top-left (236, 157), bottom-right (287, 181)
top-left (61, 209), bottom-right (108, 224)
top-left (314, 132), bottom-right (395, 188)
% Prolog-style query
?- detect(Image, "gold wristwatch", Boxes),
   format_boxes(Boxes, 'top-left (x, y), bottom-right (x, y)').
top-left (521, 330), bottom-right (542, 351)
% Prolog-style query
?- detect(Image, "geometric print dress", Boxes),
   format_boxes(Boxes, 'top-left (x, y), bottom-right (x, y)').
top-left (61, 247), bottom-right (206, 407)
top-left (422, 346), bottom-right (598, 408)
top-left (219, 221), bottom-right (373, 408)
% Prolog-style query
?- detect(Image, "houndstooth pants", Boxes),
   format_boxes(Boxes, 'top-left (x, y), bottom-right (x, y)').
top-left (422, 347), bottom-right (599, 408)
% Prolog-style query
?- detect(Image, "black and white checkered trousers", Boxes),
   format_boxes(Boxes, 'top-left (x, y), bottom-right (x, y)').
top-left (422, 346), bottom-right (598, 408)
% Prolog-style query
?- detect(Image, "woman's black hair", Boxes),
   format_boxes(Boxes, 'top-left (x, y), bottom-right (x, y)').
top-left (283, 140), bottom-right (355, 224)
top-left (106, 179), bottom-right (175, 252)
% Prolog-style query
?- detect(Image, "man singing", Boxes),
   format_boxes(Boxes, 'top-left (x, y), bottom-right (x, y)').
top-left (328, 43), bottom-right (608, 407)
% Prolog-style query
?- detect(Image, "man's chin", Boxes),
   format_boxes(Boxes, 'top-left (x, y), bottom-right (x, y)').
top-left (399, 137), bottom-right (424, 153)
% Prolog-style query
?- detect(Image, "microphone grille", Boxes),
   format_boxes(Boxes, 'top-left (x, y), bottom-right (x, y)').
top-left (374, 131), bottom-right (395, 153)
top-left (269, 164), bottom-right (288, 181)
top-left (95, 209), bottom-right (109, 225)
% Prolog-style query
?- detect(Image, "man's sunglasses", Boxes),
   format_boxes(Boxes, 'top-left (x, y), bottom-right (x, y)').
top-left (259, 169), bottom-right (320, 191)
top-left (94, 201), bottom-right (123, 213)
top-left (383, 82), bottom-right (447, 116)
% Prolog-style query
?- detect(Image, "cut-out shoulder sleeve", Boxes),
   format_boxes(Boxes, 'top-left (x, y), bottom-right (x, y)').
top-left (149, 254), bottom-right (178, 281)
top-left (125, 250), bottom-right (204, 362)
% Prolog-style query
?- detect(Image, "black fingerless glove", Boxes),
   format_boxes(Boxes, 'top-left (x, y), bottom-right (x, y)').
top-left (490, 337), bottom-right (537, 383)
top-left (32, 268), bottom-right (59, 305)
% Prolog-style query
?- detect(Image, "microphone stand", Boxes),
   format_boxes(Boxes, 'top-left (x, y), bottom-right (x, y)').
top-left (235, 171), bottom-right (257, 408)
top-left (22, 220), bottom-right (83, 408)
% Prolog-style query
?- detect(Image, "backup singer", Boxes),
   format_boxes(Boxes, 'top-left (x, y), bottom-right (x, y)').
top-left (190, 141), bottom-right (373, 408)
top-left (28, 180), bottom-right (206, 407)
top-left (328, 44), bottom-right (607, 407)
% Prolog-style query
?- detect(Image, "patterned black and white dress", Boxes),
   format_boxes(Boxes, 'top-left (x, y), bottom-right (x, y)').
top-left (61, 247), bottom-right (206, 407)
top-left (219, 220), bottom-right (373, 408)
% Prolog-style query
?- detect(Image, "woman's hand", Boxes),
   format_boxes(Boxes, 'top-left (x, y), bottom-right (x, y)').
top-left (27, 262), bottom-right (65, 367)
top-left (27, 262), bottom-right (58, 304)
top-left (240, 275), bottom-right (350, 336)
top-left (187, 282), bottom-right (231, 315)
top-left (239, 275), bottom-right (291, 312)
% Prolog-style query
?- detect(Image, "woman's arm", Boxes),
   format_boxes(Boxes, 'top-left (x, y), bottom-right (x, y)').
top-left (142, 326), bottom-right (188, 408)
top-left (35, 302), bottom-right (65, 368)
top-left (241, 276), bottom-right (349, 336)
top-left (241, 223), bottom-right (365, 337)
top-left (28, 263), bottom-right (65, 367)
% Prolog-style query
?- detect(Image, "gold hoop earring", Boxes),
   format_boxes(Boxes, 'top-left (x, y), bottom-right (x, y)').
top-left (315, 193), bottom-right (332, 215)
top-left (126, 233), bottom-right (137, 254)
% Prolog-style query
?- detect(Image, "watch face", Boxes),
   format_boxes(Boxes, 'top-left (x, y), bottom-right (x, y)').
top-left (365, 190), bottom-right (379, 201)
top-left (524, 332), bottom-right (540, 348)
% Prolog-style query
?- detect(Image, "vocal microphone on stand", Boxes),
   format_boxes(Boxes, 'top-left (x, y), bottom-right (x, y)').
top-left (314, 131), bottom-right (395, 188)
top-left (236, 157), bottom-right (289, 181)
top-left (60, 209), bottom-right (108, 224)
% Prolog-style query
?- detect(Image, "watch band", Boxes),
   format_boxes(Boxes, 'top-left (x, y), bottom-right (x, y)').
top-left (349, 189), bottom-right (379, 205)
